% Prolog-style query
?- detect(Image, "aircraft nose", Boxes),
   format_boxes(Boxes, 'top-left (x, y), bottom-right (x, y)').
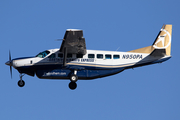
top-left (5, 60), bottom-right (12, 66)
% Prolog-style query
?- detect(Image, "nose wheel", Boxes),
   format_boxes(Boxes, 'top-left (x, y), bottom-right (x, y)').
top-left (18, 80), bottom-right (25, 87)
top-left (18, 74), bottom-right (25, 87)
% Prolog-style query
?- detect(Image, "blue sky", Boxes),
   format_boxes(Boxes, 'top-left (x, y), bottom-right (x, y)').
top-left (1, 0), bottom-right (180, 120)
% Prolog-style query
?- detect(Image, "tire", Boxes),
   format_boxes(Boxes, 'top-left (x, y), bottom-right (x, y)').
top-left (69, 82), bottom-right (77, 90)
top-left (70, 74), bottom-right (78, 82)
top-left (18, 80), bottom-right (25, 87)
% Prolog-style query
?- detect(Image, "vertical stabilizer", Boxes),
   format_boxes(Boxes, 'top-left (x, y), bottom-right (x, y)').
top-left (152, 24), bottom-right (172, 56)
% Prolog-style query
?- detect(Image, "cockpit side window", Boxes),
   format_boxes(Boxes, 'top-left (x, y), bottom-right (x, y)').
top-left (48, 53), bottom-right (56, 58)
top-left (36, 50), bottom-right (50, 58)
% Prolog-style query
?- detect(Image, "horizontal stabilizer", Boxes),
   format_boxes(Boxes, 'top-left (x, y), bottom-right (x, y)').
top-left (150, 49), bottom-right (166, 57)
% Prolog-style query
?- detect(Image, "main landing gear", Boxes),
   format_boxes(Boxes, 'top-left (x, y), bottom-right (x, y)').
top-left (68, 70), bottom-right (78, 90)
top-left (17, 74), bottom-right (25, 87)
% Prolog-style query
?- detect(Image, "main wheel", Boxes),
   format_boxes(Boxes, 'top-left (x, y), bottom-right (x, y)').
top-left (69, 82), bottom-right (77, 90)
top-left (18, 80), bottom-right (25, 87)
top-left (70, 74), bottom-right (78, 82)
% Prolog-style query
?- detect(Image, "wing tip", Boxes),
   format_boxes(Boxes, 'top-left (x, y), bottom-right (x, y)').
top-left (66, 29), bottom-right (82, 31)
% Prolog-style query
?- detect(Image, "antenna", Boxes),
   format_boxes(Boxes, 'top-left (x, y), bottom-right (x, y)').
top-left (116, 47), bottom-right (120, 51)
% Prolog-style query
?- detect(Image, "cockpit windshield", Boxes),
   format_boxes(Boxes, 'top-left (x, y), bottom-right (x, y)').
top-left (36, 50), bottom-right (50, 58)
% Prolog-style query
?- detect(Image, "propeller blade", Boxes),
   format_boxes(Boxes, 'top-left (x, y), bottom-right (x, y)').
top-left (9, 50), bottom-right (12, 79)
top-left (10, 66), bottom-right (12, 79)
top-left (9, 50), bottom-right (11, 61)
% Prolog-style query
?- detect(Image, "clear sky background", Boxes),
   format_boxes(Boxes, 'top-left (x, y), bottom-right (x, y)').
top-left (0, 0), bottom-right (180, 120)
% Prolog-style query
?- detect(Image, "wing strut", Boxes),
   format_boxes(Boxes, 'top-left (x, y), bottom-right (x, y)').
top-left (63, 47), bottom-right (67, 67)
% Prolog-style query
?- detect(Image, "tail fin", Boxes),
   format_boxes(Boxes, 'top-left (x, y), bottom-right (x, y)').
top-left (129, 24), bottom-right (172, 56)
top-left (152, 24), bottom-right (172, 56)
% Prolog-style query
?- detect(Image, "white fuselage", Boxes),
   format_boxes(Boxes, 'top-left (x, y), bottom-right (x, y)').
top-left (12, 48), bottom-right (169, 70)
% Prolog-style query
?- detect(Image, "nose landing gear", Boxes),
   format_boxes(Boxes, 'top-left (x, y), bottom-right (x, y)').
top-left (18, 80), bottom-right (25, 87)
top-left (17, 74), bottom-right (25, 87)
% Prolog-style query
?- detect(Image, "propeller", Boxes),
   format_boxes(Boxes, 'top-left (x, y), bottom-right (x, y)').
top-left (5, 50), bottom-right (13, 78)
top-left (8, 50), bottom-right (12, 78)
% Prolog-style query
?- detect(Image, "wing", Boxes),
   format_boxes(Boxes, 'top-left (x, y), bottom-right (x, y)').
top-left (60, 29), bottom-right (86, 55)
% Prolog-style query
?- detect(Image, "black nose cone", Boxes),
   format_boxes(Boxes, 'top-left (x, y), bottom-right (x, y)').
top-left (5, 61), bottom-right (12, 66)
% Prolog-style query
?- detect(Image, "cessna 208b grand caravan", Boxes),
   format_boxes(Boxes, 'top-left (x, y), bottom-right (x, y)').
top-left (5, 24), bottom-right (172, 90)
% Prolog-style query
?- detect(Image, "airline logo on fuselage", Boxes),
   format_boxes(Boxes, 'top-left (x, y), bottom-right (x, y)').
top-left (45, 72), bottom-right (66, 76)
top-left (49, 58), bottom-right (94, 62)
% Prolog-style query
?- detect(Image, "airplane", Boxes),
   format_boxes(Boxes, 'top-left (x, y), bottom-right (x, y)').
top-left (5, 24), bottom-right (172, 90)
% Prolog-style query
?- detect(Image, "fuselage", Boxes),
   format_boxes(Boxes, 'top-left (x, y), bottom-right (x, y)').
top-left (5, 25), bottom-right (172, 89)
top-left (9, 49), bottom-right (171, 80)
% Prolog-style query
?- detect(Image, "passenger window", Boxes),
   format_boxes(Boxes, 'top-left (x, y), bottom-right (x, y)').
top-left (113, 55), bottom-right (120, 59)
top-left (88, 54), bottom-right (94, 58)
top-left (67, 54), bottom-right (72, 58)
top-left (97, 54), bottom-right (103, 59)
top-left (77, 54), bottom-right (83, 58)
top-left (105, 54), bottom-right (111, 59)
top-left (48, 53), bottom-right (56, 58)
top-left (58, 53), bottom-right (63, 58)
